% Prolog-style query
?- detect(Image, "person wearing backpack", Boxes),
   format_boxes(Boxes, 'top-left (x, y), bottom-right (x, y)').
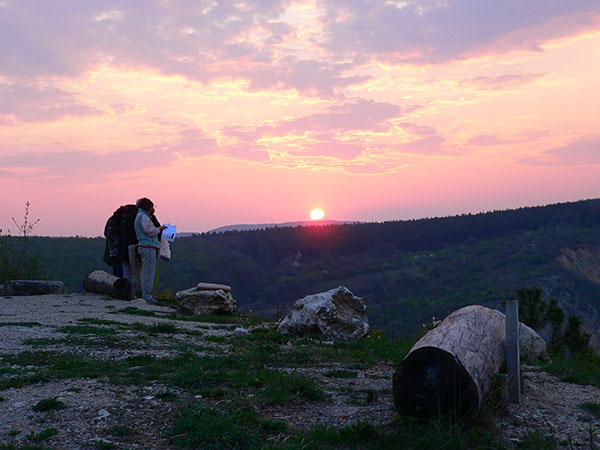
top-left (104, 205), bottom-right (127, 277)
top-left (118, 204), bottom-right (138, 296)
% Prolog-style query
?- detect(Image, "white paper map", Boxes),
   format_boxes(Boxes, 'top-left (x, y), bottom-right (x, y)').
top-left (162, 224), bottom-right (177, 242)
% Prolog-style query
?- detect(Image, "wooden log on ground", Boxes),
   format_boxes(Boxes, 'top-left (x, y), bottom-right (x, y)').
top-left (82, 270), bottom-right (132, 300)
top-left (3, 280), bottom-right (67, 296)
top-left (393, 305), bottom-right (506, 423)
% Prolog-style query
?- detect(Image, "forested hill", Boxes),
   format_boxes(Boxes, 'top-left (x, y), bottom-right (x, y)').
top-left (18, 198), bottom-right (600, 336)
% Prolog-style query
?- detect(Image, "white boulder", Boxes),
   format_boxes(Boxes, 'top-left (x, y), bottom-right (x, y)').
top-left (176, 283), bottom-right (237, 315)
top-left (277, 286), bottom-right (369, 341)
top-left (518, 322), bottom-right (547, 361)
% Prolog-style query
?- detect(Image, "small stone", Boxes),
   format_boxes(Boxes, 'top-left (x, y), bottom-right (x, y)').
top-left (12, 402), bottom-right (25, 408)
top-left (234, 327), bottom-right (249, 335)
top-left (96, 409), bottom-right (110, 419)
top-left (143, 395), bottom-right (154, 400)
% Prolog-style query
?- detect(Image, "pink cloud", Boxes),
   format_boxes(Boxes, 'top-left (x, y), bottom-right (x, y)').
top-left (168, 128), bottom-right (220, 157)
top-left (0, 84), bottom-right (102, 122)
top-left (468, 130), bottom-right (552, 147)
top-left (222, 144), bottom-right (271, 162)
top-left (220, 99), bottom-right (418, 163)
top-left (109, 102), bottom-right (137, 114)
top-left (390, 135), bottom-right (454, 156)
top-left (399, 123), bottom-right (438, 137)
top-left (462, 73), bottom-right (545, 90)
top-left (0, 148), bottom-right (173, 182)
top-left (274, 99), bottom-right (409, 134)
top-left (467, 135), bottom-right (514, 146)
top-left (340, 161), bottom-right (399, 174)
top-left (1, 1), bottom-right (596, 99)
top-left (544, 137), bottom-right (600, 164)
top-left (322, 1), bottom-right (600, 64)
top-left (519, 136), bottom-right (600, 165)
top-left (289, 141), bottom-right (363, 160)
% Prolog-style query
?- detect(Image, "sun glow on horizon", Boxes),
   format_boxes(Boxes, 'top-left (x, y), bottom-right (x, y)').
top-left (310, 208), bottom-right (325, 220)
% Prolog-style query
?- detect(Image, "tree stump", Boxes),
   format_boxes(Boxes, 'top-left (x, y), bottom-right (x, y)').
top-left (393, 305), bottom-right (506, 423)
top-left (82, 270), bottom-right (132, 300)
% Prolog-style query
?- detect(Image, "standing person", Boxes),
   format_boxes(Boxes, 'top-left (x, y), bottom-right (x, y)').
top-left (104, 206), bottom-right (127, 277)
top-left (134, 198), bottom-right (165, 304)
top-left (118, 204), bottom-right (138, 293)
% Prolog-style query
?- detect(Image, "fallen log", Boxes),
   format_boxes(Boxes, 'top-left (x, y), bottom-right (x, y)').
top-left (393, 305), bottom-right (506, 423)
top-left (82, 270), bottom-right (132, 300)
top-left (3, 280), bottom-right (67, 296)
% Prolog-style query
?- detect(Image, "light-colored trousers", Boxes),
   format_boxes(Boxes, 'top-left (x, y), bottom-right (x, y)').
top-left (137, 246), bottom-right (157, 301)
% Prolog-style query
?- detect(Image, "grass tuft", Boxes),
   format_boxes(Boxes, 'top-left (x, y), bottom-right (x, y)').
top-left (110, 425), bottom-right (135, 437)
top-left (167, 406), bottom-right (260, 449)
top-left (325, 368), bottom-right (358, 378)
top-left (580, 401), bottom-right (600, 418)
top-left (540, 352), bottom-right (600, 388)
top-left (26, 427), bottom-right (58, 442)
top-left (57, 325), bottom-right (115, 336)
top-left (32, 398), bottom-right (65, 412)
top-left (259, 370), bottom-right (327, 404)
top-left (0, 322), bottom-right (43, 327)
top-left (157, 390), bottom-right (178, 402)
top-left (517, 430), bottom-right (558, 449)
top-left (132, 322), bottom-right (181, 334)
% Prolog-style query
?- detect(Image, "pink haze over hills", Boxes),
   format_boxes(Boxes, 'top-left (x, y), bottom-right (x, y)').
top-left (0, 1), bottom-right (599, 237)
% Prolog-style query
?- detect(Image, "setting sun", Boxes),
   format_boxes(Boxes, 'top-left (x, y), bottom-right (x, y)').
top-left (310, 208), bottom-right (325, 220)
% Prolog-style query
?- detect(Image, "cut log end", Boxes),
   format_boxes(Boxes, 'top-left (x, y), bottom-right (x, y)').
top-left (112, 278), bottom-right (133, 300)
top-left (393, 347), bottom-right (479, 423)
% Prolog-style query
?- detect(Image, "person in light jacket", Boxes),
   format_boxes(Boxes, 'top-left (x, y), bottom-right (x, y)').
top-left (134, 198), bottom-right (165, 304)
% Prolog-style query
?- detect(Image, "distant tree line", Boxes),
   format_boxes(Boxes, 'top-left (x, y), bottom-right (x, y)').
top-left (8, 198), bottom-right (600, 336)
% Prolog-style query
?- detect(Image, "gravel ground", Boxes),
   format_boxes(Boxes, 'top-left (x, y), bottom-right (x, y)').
top-left (0, 294), bottom-right (599, 449)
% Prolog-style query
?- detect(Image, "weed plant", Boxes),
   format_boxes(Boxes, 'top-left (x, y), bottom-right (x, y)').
top-left (0, 202), bottom-right (41, 282)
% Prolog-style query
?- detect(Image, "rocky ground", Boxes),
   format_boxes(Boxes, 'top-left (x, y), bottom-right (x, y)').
top-left (0, 294), bottom-right (598, 449)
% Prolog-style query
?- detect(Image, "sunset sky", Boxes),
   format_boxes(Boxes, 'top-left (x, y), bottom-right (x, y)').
top-left (1, 1), bottom-right (599, 237)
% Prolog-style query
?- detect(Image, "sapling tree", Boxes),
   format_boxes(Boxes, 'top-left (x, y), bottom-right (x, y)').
top-left (0, 202), bottom-right (41, 282)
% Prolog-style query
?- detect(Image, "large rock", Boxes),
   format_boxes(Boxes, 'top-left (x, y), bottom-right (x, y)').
top-left (3, 280), bottom-right (67, 296)
top-left (176, 282), bottom-right (237, 315)
top-left (277, 286), bottom-right (369, 341)
top-left (518, 322), bottom-right (547, 361)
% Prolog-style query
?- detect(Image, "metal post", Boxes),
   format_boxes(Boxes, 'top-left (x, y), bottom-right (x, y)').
top-left (505, 300), bottom-right (520, 404)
